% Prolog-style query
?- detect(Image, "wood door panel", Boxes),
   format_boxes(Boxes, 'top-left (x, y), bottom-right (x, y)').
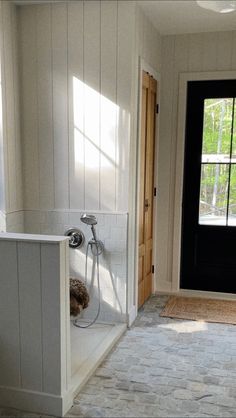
top-left (138, 71), bottom-right (157, 308)
top-left (139, 85), bottom-right (147, 247)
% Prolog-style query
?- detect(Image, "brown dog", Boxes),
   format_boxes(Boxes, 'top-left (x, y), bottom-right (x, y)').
top-left (70, 278), bottom-right (89, 316)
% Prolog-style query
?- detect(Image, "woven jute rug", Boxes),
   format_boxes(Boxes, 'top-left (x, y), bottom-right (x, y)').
top-left (160, 296), bottom-right (236, 325)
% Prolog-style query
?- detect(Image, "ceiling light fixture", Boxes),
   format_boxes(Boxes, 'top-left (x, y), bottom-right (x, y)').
top-left (196, 1), bottom-right (236, 13)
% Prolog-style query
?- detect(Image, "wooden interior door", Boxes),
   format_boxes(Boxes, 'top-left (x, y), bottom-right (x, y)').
top-left (138, 71), bottom-right (157, 308)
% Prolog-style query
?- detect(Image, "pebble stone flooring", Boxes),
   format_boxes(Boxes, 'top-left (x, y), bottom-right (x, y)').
top-left (2, 295), bottom-right (236, 417)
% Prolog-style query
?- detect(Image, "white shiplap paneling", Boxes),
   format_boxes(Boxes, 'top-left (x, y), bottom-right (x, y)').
top-left (36, 4), bottom-right (54, 210)
top-left (2, 2), bottom-right (16, 212)
top-left (68, 0), bottom-right (84, 210)
top-left (0, 240), bottom-right (20, 387)
top-left (100, 0), bottom-right (117, 211)
top-left (18, 0), bottom-right (136, 213)
top-left (116, 1), bottom-right (134, 212)
top-left (17, 241), bottom-right (43, 391)
top-left (0, 235), bottom-right (71, 414)
top-left (52, 3), bottom-right (69, 209)
top-left (84, 1), bottom-right (100, 210)
top-left (19, 6), bottom-right (39, 210)
top-left (41, 243), bottom-right (62, 395)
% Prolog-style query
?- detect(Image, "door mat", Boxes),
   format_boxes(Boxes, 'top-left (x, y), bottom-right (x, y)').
top-left (160, 296), bottom-right (236, 325)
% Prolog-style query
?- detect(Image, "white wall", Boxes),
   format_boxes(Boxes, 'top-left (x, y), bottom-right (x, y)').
top-left (0, 1), bottom-right (5, 231)
top-left (18, 1), bottom-right (135, 213)
top-left (136, 4), bottom-right (161, 73)
top-left (157, 31), bottom-right (236, 292)
top-left (0, 0), bottom-right (23, 224)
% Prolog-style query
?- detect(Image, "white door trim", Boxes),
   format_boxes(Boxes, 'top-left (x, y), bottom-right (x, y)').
top-left (172, 70), bottom-right (236, 293)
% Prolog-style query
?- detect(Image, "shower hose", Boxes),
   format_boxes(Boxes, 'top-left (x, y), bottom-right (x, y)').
top-left (73, 240), bottom-right (101, 329)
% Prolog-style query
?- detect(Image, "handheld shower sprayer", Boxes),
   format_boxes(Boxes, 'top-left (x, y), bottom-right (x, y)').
top-left (80, 213), bottom-right (103, 255)
top-left (72, 213), bottom-right (104, 329)
top-left (80, 214), bottom-right (97, 241)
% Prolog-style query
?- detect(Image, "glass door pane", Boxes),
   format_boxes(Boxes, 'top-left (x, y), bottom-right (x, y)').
top-left (201, 98), bottom-right (233, 163)
top-left (199, 164), bottom-right (229, 225)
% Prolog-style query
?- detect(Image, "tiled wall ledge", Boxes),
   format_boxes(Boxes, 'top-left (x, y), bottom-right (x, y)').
top-left (20, 210), bottom-right (128, 324)
top-left (5, 210), bottom-right (24, 233)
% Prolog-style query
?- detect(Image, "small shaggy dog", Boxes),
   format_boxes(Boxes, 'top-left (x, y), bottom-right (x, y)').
top-left (70, 278), bottom-right (89, 317)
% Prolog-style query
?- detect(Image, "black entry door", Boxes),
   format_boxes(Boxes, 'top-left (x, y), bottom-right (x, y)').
top-left (181, 80), bottom-right (236, 293)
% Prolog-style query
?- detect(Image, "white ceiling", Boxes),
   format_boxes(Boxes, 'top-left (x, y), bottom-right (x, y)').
top-left (138, 1), bottom-right (236, 35)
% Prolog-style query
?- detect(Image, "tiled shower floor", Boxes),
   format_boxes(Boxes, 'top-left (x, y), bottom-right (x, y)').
top-left (2, 295), bottom-right (236, 417)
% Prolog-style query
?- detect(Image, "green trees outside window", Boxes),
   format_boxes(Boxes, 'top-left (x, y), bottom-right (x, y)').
top-left (199, 98), bottom-right (236, 225)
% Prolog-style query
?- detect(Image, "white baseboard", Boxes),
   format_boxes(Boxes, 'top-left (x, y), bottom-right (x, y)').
top-left (0, 386), bottom-right (73, 416)
top-left (156, 281), bottom-right (172, 293)
top-left (127, 305), bottom-right (137, 326)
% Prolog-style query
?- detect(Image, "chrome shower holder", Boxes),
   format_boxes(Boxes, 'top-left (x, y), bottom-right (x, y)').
top-left (89, 238), bottom-right (104, 256)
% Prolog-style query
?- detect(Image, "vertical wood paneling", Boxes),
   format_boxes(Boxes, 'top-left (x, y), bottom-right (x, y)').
top-left (52, 3), bottom-right (69, 209)
top-left (217, 31), bottom-right (233, 70)
top-left (36, 5), bottom-right (54, 210)
top-left (0, 241), bottom-right (20, 387)
top-left (157, 35), bottom-right (175, 285)
top-left (84, 1), bottom-right (100, 210)
top-left (231, 31), bottom-right (236, 68)
top-left (18, 1), bottom-right (140, 213)
top-left (100, 1), bottom-right (117, 211)
top-left (68, 1), bottom-right (84, 209)
top-left (59, 240), bottom-right (69, 391)
top-left (2, 2), bottom-right (16, 211)
top-left (202, 32), bottom-right (218, 71)
top-left (12, 5), bottom-right (23, 211)
top-left (0, 1), bottom-right (6, 218)
top-left (18, 242), bottom-right (43, 391)
top-left (117, 1), bottom-right (134, 211)
top-left (188, 33), bottom-right (203, 72)
top-left (20, 6), bottom-right (39, 210)
top-left (41, 243), bottom-right (61, 395)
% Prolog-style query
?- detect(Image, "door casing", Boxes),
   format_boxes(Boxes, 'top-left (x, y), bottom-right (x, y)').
top-left (172, 71), bottom-right (236, 297)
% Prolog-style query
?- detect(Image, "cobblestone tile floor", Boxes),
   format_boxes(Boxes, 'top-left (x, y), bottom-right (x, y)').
top-left (2, 295), bottom-right (236, 417)
top-left (68, 295), bottom-right (236, 417)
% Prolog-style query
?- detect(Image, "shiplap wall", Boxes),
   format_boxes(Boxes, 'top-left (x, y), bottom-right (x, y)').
top-left (18, 1), bottom-right (135, 212)
top-left (1, 1), bottom-right (22, 216)
top-left (157, 31), bottom-right (236, 291)
top-left (136, 4), bottom-right (161, 73)
top-left (0, 1), bottom-right (5, 230)
top-left (0, 234), bottom-right (71, 415)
